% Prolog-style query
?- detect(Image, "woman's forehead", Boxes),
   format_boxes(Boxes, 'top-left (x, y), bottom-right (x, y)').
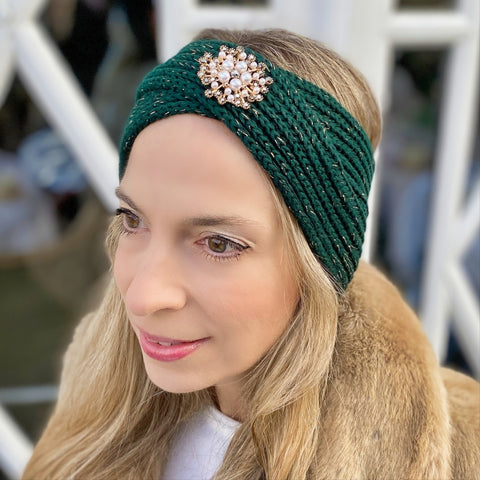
top-left (121, 114), bottom-right (278, 223)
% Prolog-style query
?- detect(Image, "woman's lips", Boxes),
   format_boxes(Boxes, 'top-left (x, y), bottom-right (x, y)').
top-left (138, 330), bottom-right (209, 362)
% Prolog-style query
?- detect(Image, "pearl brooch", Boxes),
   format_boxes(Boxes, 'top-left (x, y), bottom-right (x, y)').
top-left (197, 45), bottom-right (273, 109)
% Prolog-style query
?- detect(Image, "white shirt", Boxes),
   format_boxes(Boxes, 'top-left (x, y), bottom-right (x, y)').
top-left (162, 406), bottom-right (241, 480)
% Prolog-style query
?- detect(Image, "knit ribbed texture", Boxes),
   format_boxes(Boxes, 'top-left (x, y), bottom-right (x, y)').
top-left (119, 39), bottom-right (375, 290)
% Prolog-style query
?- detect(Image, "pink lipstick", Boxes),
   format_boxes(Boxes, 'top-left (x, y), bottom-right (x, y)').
top-left (139, 330), bottom-right (208, 362)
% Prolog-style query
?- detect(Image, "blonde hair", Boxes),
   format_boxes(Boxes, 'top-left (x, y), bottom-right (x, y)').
top-left (23, 28), bottom-right (381, 480)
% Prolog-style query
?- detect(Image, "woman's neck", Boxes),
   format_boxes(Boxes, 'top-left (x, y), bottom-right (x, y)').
top-left (214, 382), bottom-right (247, 422)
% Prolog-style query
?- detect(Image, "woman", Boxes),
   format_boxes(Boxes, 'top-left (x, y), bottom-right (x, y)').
top-left (23, 29), bottom-right (479, 480)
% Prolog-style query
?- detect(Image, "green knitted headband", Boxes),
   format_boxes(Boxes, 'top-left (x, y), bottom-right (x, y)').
top-left (119, 39), bottom-right (374, 290)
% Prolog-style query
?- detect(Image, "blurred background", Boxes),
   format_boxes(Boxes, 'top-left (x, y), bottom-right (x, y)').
top-left (0, 0), bottom-right (478, 478)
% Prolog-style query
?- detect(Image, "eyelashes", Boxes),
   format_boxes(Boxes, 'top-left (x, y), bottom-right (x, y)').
top-left (115, 208), bottom-right (250, 261)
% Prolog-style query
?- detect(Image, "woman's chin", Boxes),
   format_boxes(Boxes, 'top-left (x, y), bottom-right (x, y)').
top-left (144, 366), bottom-right (209, 395)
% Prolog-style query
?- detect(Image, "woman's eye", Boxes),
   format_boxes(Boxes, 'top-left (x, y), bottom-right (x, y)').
top-left (116, 208), bottom-right (142, 233)
top-left (203, 235), bottom-right (248, 260)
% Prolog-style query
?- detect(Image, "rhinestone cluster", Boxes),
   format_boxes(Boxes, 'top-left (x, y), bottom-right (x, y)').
top-left (197, 45), bottom-right (273, 109)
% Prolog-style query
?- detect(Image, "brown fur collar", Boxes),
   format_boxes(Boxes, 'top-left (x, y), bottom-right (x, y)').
top-left (317, 261), bottom-right (480, 479)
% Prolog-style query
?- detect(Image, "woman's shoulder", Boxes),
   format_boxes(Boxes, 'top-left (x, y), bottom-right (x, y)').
top-left (319, 261), bottom-right (479, 479)
top-left (335, 260), bottom-right (435, 379)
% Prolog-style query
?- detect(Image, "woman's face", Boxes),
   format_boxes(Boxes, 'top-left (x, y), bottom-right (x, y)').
top-left (114, 114), bottom-right (298, 415)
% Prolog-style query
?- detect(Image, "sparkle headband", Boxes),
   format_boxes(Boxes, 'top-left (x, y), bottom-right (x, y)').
top-left (119, 39), bottom-right (374, 290)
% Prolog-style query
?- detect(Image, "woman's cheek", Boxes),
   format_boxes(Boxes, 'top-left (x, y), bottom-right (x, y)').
top-left (113, 244), bottom-right (132, 297)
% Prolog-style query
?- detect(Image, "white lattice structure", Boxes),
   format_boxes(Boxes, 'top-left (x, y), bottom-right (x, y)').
top-left (338, 0), bottom-right (480, 378)
top-left (0, 0), bottom-right (118, 477)
top-left (0, 0), bottom-right (478, 478)
top-left (0, 0), bottom-right (118, 210)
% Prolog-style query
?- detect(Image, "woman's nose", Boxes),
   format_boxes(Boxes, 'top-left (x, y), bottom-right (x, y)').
top-left (123, 248), bottom-right (187, 317)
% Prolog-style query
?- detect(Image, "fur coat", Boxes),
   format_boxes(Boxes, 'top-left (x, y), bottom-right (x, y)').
top-left (320, 261), bottom-right (480, 479)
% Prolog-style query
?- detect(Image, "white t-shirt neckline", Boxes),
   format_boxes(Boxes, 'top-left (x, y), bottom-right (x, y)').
top-left (162, 406), bottom-right (241, 480)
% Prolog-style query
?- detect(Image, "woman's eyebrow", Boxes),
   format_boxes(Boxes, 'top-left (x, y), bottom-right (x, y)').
top-left (184, 216), bottom-right (264, 228)
top-left (115, 187), bottom-right (143, 214)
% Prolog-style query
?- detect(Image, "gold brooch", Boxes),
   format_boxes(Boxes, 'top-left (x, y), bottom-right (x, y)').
top-left (197, 45), bottom-right (273, 109)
